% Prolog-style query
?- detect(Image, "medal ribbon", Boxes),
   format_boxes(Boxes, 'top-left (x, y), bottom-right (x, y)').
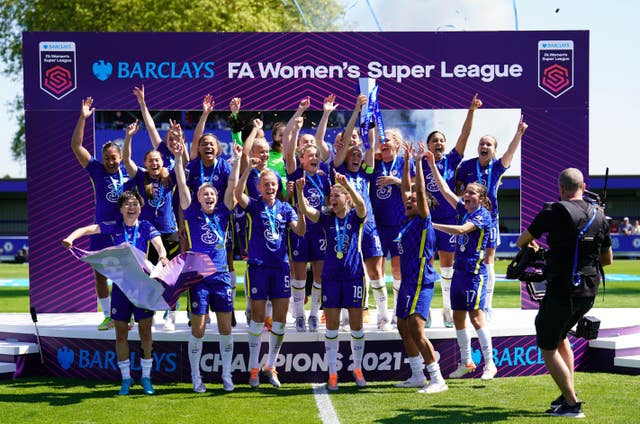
top-left (201, 210), bottom-right (224, 246)
top-left (123, 222), bottom-right (139, 247)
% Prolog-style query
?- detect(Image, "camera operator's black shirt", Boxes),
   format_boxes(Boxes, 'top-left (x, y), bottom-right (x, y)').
top-left (527, 199), bottom-right (611, 297)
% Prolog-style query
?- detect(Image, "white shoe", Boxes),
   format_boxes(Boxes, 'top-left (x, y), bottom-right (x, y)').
top-left (261, 367), bottom-right (281, 388)
top-left (442, 308), bottom-right (454, 328)
top-left (480, 362), bottom-right (497, 380)
top-left (222, 374), bottom-right (234, 391)
top-left (417, 381), bottom-right (448, 394)
top-left (163, 310), bottom-right (176, 331)
top-left (192, 375), bottom-right (206, 393)
top-left (395, 376), bottom-right (427, 388)
top-left (483, 307), bottom-right (494, 323)
top-left (377, 318), bottom-right (393, 331)
top-left (449, 362), bottom-right (476, 379)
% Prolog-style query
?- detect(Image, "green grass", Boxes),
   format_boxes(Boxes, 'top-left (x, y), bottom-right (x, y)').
top-left (1, 260), bottom-right (639, 313)
top-left (0, 373), bottom-right (638, 423)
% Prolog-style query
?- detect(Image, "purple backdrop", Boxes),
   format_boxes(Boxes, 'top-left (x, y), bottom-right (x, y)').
top-left (23, 31), bottom-right (589, 312)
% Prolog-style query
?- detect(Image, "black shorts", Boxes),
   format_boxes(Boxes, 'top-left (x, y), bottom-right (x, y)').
top-left (147, 231), bottom-right (181, 262)
top-left (535, 295), bottom-right (594, 350)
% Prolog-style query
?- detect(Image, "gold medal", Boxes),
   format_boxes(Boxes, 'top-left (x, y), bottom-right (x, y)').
top-left (336, 251), bottom-right (343, 259)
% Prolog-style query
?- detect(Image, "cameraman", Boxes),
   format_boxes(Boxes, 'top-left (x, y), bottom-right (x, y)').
top-left (516, 168), bottom-right (612, 418)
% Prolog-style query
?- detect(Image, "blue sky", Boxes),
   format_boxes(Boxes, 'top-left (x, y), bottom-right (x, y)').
top-left (1, 0), bottom-right (636, 178)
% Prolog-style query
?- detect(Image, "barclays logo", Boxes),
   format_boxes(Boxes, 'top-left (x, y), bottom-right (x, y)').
top-left (93, 60), bottom-right (113, 81)
top-left (57, 346), bottom-right (75, 370)
top-left (92, 59), bottom-right (215, 80)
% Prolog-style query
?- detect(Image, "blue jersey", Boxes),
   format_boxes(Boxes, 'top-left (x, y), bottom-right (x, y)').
top-left (335, 164), bottom-right (375, 222)
top-left (182, 201), bottom-right (231, 273)
top-left (132, 169), bottom-right (177, 234)
top-left (98, 219), bottom-right (160, 254)
top-left (452, 201), bottom-right (491, 275)
top-left (319, 209), bottom-right (365, 282)
top-left (246, 168), bottom-right (283, 198)
top-left (244, 197), bottom-right (298, 267)
top-left (371, 156), bottom-right (412, 228)
top-left (288, 168), bottom-right (330, 233)
top-left (86, 158), bottom-right (133, 223)
top-left (185, 157), bottom-right (231, 205)
top-left (422, 149), bottom-right (463, 220)
top-left (397, 215), bottom-right (438, 283)
top-left (456, 157), bottom-right (507, 219)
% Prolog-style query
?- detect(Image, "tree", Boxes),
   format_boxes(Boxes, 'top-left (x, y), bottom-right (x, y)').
top-left (0, 0), bottom-right (344, 164)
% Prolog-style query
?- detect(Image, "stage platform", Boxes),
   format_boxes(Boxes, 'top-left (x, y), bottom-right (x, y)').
top-left (1, 308), bottom-right (639, 383)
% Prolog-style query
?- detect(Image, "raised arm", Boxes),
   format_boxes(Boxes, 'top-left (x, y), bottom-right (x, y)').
top-left (363, 126), bottom-right (375, 169)
top-left (500, 115), bottom-right (528, 168)
top-left (225, 143), bottom-right (242, 210)
top-left (71, 97), bottom-right (94, 168)
top-left (315, 94), bottom-right (338, 162)
top-left (336, 172), bottom-right (366, 219)
top-left (235, 160), bottom-right (253, 209)
top-left (62, 224), bottom-right (101, 248)
top-left (413, 143), bottom-right (429, 219)
top-left (401, 141), bottom-right (412, 205)
top-left (133, 85), bottom-right (163, 149)
top-left (454, 93), bottom-right (483, 156)
top-left (424, 150), bottom-right (459, 209)
top-left (122, 120), bottom-right (140, 178)
top-left (229, 97), bottom-right (243, 146)
top-left (295, 176), bottom-right (320, 223)
top-left (170, 130), bottom-right (192, 211)
top-left (335, 94), bottom-right (366, 167)
top-left (241, 119), bottom-right (263, 174)
top-left (282, 96), bottom-right (310, 161)
top-left (190, 94), bottom-right (215, 160)
top-left (285, 117), bottom-right (304, 175)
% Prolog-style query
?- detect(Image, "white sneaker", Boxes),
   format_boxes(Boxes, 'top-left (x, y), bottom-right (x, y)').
top-left (480, 362), bottom-right (497, 380)
top-left (483, 307), bottom-right (494, 323)
top-left (442, 308), bottom-right (454, 328)
top-left (261, 367), bottom-right (281, 388)
top-left (222, 374), bottom-right (234, 391)
top-left (192, 375), bottom-right (206, 393)
top-left (377, 318), bottom-right (393, 331)
top-left (163, 310), bottom-right (176, 331)
top-left (449, 362), bottom-right (476, 378)
top-left (395, 376), bottom-right (427, 388)
top-left (417, 381), bottom-right (448, 394)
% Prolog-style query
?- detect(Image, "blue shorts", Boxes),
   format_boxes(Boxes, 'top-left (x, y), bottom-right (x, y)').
top-left (433, 215), bottom-right (456, 253)
top-left (247, 263), bottom-right (291, 300)
top-left (110, 283), bottom-right (154, 322)
top-left (487, 216), bottom-right (500, 249)
top-left (361, 220), bottom-right (383, 259)
top-left (289, 227), bottom-right (326, 262)
top-left (188, 272), bottom-right (233, 314)
top-left (377, 224), bottom-right (401, 258)
top-left (89, 233), bottom-right (113, 251)
top-left (450, 270), bottom-right (487, 311)
top-left (322, 276), bottom-right (365, 309)
top-left (396, 277), bottom-right (434, 320)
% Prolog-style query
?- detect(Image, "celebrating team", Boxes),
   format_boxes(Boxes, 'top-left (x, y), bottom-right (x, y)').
top-left (65, 89), bottom-right (527, 394)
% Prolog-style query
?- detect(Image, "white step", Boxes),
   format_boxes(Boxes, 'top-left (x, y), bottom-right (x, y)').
top-left (589, 334), bottom-right (640, 351)
top-left (614, 355), bottom-right (640, 369)
top-left (0, 361), bottom-right (16, 373)
top-left (0, 340), bottom-right (40, 355)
